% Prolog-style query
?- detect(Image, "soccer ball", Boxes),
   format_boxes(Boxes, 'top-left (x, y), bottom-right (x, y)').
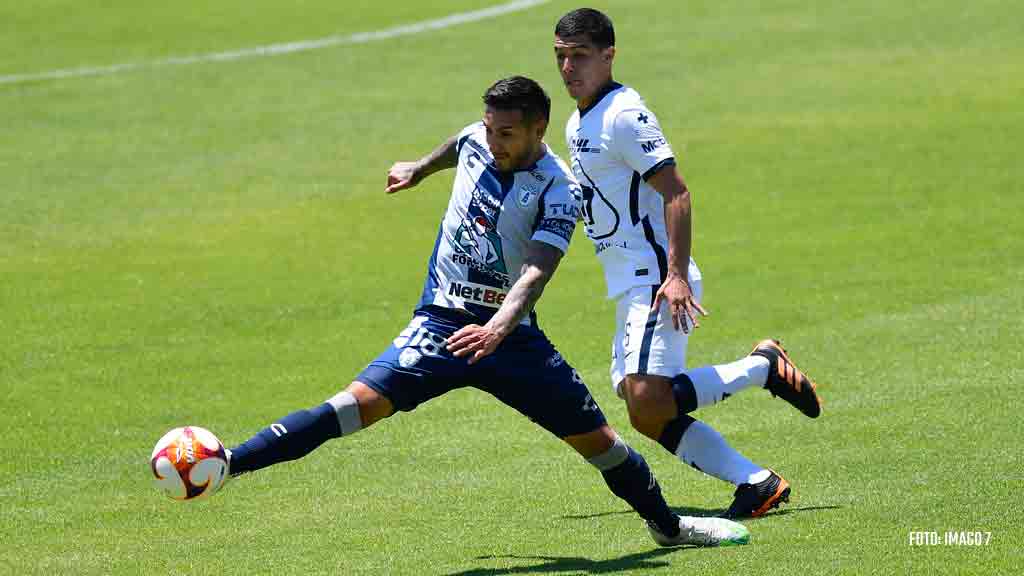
top-left (150, 426), bottom-right (228, 501)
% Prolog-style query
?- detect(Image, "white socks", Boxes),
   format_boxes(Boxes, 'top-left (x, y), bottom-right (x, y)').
top-left (684, 355), bottom-right (769, 409)
top-left (676, 420), bottom-right (770, 486)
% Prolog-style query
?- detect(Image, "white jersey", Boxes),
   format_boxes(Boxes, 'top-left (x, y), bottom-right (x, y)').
top-left (565, 83), bottom-right (687, 299)
top-left (417, 122), bottom-right (582, 326)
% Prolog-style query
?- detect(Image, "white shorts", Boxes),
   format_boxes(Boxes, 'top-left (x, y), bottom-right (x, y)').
top-left (610, 262), bottom-right (703, 397)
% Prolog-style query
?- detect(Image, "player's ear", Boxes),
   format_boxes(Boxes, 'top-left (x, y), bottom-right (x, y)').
top-left (603, 46), bottom-right (616, 63)
top-left (533, 117), bottom-right (548, 141)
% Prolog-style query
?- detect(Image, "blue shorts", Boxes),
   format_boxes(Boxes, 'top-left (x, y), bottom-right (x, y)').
top-left (356, 306), bottom-right (607, 439)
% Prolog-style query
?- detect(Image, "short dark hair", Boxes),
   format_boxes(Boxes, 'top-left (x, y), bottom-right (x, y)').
top-left (482, 76), bottom-right (551, 125)
top-left (555, 8), bottom-right (615, 48)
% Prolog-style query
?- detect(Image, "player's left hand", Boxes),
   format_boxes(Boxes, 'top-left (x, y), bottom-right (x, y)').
top-left (447, 324), bottom-right (504, 365)
top-left (652, 273), bottom-right (707, 333)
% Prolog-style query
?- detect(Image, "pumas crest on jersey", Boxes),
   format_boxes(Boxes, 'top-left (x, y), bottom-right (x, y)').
top-left (572, 159), bottom-right (620, 241)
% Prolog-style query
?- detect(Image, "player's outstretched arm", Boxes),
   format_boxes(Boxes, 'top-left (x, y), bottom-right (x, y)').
top-left (446, 241), bottom-right (563, 364)
top-left (385, 134), bottom-right (459, 194)
top-left (648, 165), bottom-right (707, 332)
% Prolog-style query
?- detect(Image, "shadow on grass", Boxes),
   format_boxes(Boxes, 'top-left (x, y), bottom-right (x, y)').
top-left (561, 505), bottom-right (720, 520)
top-left (442, 549), bottom-right (680, 575)
top-left (444, 506), bottom-right (843, 575)
top-left (562, 504), bottom-right (843, 521)
top-left (743, 505), bottom-right (844, 518)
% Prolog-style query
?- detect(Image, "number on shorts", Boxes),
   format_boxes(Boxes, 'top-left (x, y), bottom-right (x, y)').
top-left (393, 316), bottom-right (445, 358)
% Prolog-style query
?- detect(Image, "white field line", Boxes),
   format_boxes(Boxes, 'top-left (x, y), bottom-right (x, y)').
top-left (0, 0), bottom-right (550, 85)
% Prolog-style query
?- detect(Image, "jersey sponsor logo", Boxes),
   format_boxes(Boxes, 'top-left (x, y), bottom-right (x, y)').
top-left (570, 137), bottom-right (601, 154)
top-left (447, 279), bottom-right (508, 308)
top-left (594, 239), bottom-right (630, 255)
top-left (452, 205), bottom-right (507, 275)
top-left (463, 138), bottom-right (491, 169)
top-left (547, 202), bottom-right (582, 220)
top-left (448, 252), bottom-right (513, 288)
top-left (538, 218), bottom-right (575, 243)
top-left (470, 186), bottom-right (502, 220)
top-left (641, 137), bottom-right (667, 154)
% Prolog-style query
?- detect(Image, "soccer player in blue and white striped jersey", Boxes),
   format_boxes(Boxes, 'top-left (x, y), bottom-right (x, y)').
top-left (216, 76), bottom-right (749, 547)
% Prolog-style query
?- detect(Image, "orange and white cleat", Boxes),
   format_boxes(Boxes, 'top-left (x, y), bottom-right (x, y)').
top-left (750, 339), bottom-right (822, 418)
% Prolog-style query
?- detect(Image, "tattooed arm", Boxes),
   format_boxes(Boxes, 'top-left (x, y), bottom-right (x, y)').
top-left (446, 240), bottom-right (564, 364)
top-left (385, 134), bottom-right (459, 193)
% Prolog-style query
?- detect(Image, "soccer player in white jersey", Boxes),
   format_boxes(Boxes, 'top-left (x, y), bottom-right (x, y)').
top-left (204, 77), bottom-right (749, 547)
top-left (553, 9), bottom-right (824, 518)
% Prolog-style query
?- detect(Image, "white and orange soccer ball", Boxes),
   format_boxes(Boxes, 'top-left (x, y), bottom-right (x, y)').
top-left (150, 426), bottom-right (228, 501)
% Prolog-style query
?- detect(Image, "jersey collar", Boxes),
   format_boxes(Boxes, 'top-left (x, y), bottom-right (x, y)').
top-left (578, 81), bottom-right (623, 119)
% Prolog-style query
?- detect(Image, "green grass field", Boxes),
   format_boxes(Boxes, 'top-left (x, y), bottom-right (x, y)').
top-left (2, 0), bottom-right (1022, 573)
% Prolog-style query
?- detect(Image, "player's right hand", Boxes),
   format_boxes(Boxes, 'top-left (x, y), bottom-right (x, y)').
top-left (385, 161), bottom-right (422, 194)
top-left (652, 273), bottom-right (707, 333)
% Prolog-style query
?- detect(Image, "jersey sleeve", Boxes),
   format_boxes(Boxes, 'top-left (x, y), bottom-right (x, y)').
top-left (612, 107), bottom-right (677, 181)
top-left (530, 176), bottom-right (581, 254)
top-left (455, 121), bottom-right (484, 156)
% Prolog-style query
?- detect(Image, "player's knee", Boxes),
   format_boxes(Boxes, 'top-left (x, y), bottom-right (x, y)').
top-left (623, 375), bottom-right (675, 437)
top-left (331, 382), bottom-right (393, 431)
top-left (584, 433), bottom-right (630, 471)
top-left (624, 374), bottom-right (673, 404)
top-left (626, 409), bottom-right (665, 440)
top-left (563, 425), bottom-right (617, 459)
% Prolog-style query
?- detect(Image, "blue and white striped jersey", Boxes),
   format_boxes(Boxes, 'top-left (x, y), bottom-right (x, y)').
top-left (416, 122), bottom-right (582, 326)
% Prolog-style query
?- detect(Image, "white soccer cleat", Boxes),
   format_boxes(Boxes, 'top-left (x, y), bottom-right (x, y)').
top-left (647, 515), bottom-right (751, 547)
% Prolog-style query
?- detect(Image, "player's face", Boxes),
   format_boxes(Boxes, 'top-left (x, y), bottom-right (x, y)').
top-left (554, 35), bottom-right (615, 104)
top-left (483, 107), bottom-right (545, 173)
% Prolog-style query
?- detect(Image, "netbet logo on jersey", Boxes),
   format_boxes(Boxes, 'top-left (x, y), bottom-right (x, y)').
top-left (447, 279), bottom-right (508, 308)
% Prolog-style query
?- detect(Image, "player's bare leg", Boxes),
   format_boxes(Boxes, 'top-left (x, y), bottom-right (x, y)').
top-left (620, 373), bottom-right (677, 440)
top-left (346, 381), bottom-right (395, 427)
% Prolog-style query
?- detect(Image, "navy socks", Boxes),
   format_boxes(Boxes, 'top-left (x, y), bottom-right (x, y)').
top-left (228, 403), bottom-right (341, 476)
top-left (600, 446), bottom-right (680, 537)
